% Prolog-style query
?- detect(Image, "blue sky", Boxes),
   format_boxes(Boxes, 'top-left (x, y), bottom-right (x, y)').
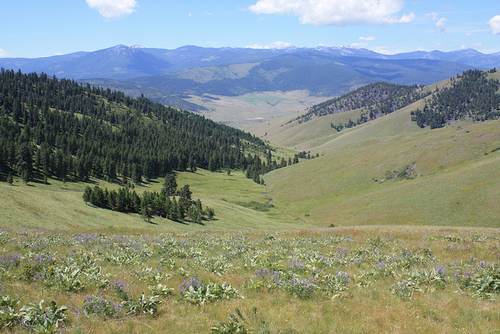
top-left (1, 0), bottom-right (499, 58)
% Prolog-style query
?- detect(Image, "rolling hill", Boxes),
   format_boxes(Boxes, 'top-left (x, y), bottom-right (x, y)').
top-left (1, 68), bottom-right (498, 231)
top-left (263, 70), bottom-right (500, 228)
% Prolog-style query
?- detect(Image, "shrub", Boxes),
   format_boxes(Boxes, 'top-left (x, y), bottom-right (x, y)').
top-left (285, 277), bottom-right (317, 299)
top-left (19, 300), bottom-right (68, 334)
top-left (149, 283), bottom-right (174, 298)
top-left (211, 309), bottom-right (249, 334)
top-left (0, 295), bottom-right (21, 329)
top-left (181, 279), bottom-right (240, 305)
top-left (123, 294), bottom-right (161, 316)
top-left (83, 296), bottom-right (118, 318)
top-left (456, 264), bottom-right (499, 299)
top-left (113, 280), bottom-right (129, 301)
top-left (391, 279), bottom-right (421, 299)
top-left (322, 272), bottom-right (350, 298)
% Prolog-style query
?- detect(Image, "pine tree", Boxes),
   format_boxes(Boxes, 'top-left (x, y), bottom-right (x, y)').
top-left (187, 204), bottom-right (203, 224)
top-left (132, 164), bottom-right (142, 184)
top-left (16, 143), bottom-right (32, 183)
top-left (205, 207), bottom-right (215, 220)
top-left (7, 173), bottom-right (13, 185)
top-left (162, 173), bottom-right (177, 196)
top-left (83, 186), bottom-right (92, 203)
top-left (178, 184), bottom-right (192, 201)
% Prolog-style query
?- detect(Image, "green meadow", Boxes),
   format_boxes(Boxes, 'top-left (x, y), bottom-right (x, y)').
top-left (0, 170), bottom-right (302, 233)
top-left (265, 103), bottom-right (500, 228)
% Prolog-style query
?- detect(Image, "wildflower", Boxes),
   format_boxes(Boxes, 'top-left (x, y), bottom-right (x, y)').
top-left (376, 261), bottom-right (386, 270)
top-left (0, 253), bottom-right (21, 268)
top-left (179, 277), bottom-right (202, 294)
top-left (289, 258), bottom-right (305, 271)
top-left (336, 271), bottom-right (350, 285)
top-left (113, 279), bottom-right (127, 291)
top-left (435, 265), bottom-right (446, 276)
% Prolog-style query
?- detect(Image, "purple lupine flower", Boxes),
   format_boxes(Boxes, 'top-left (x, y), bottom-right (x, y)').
top-left (84, 295), bottom-right (95, 304)
top-left (435, 265), bottom-right (446, 276)
top-left (74, 233), bottom-right (99, 243)
top-left (336, 248), bottom-right (349, 257)
top-left (289, 258), bottom-right (305, 270)
top-left (479, 261), bottom-right (487, 268)
top-left (0, 253), bottom-right (21, 268)
top-left (113, 280), bottom-right (127, 291)
top-left (34, 254), bottom-right (54, 264)
top-left (179, 276), bottom-right (202, 293)
top-left (113, 302), bottom-right (123, 313)
top-left (271, 271), bottom-right (282, 286)
top-left (376, 260), bottom-right (386, 270)
top-left (289, 277), bottom-right (315, 289)
top-left (255, 268), bottom-right (272, 278)
top-left (336, 271), bottom-right (350, 285)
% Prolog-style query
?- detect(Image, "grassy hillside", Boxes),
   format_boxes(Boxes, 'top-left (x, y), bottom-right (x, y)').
top-left (260, 108), bottom-right (365, 150)
top-left (0, 170), bottom-right (303, 232)
top-left (265, 97), bottom-right (500, 228)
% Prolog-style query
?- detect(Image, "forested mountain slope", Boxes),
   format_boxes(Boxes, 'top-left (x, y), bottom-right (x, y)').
top-left (411, 69), bottom-right (500, 128)
top-left (296, 82), bottom-right (428, 123)
top-left (0, 70), bottom-right (269, 184)
top-left (260, 82), bottom-right (429, 149)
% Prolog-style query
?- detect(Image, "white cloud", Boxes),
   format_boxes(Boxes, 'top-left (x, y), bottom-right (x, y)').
top-left (384, 12), bottom-right (414, 24)
top-left (0, 48), bottom-right (8, 57)
top-left (247, 41), bottom-right (294, 49)
top-left (489, 15), bottom-right (500, 34)
top-left (86, 0), bottom-right (137, 19)
top-left (249, 0), bottom-right (414, 26)
top-left (359, 36), bottom-right (376, 42)
top-left (427, 12), bottom-right (446, 32)
top-left (427, 12), bottom-right (439, 21)
top-left (435, 17), bottom-right (446, 32)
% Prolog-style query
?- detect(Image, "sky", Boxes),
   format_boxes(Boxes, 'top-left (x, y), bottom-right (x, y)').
top-left (0, 0), bottom-right (499, 58)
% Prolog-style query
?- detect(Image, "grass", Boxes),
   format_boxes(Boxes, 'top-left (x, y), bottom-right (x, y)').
top-left (262, 108), bottom-right (366, 150)
top-left (1, 70), bottom-right (499, 333)
top-left (265, 97), bottom-right (500, 228)
top-left (0, 227), bottom-right (497, 333)
top-left (0, 169), bottom-right (302, 232)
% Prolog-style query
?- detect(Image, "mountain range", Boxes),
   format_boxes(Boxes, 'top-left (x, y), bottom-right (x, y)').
top-left (1, 45), bottom-right (499, 111)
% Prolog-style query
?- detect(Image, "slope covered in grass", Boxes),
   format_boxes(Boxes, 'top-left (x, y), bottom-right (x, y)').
top-left (265, 95), bottom-right (500, 228)
top-left (0, 170), bottom-right (302, 232)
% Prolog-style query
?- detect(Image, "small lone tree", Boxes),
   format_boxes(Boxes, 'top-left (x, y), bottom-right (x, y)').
top-left (140, 195), bottom-right (154, 223)
top-left (205, 207), bottom-right (215, 220)
top-left (83, 186), bottom-right (92, 203)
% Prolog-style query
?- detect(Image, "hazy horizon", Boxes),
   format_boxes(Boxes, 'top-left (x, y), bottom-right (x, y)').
top-left (1, 0), bottom-right (499, 58)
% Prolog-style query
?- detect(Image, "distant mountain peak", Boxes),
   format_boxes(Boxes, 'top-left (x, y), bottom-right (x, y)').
top-left (109, 44), bottom-right (130, 50)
